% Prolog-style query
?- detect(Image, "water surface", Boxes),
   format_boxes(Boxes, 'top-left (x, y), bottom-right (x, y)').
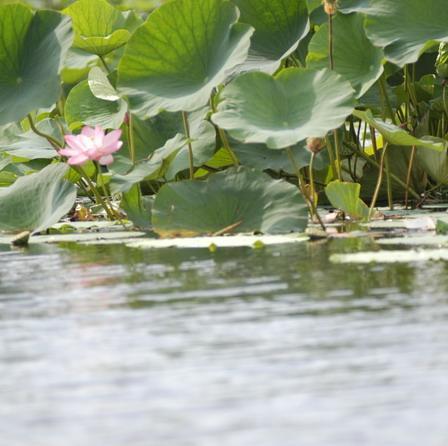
top-left (1, 240), bottom-right (447, 446)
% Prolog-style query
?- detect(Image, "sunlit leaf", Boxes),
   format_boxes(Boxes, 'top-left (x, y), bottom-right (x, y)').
top-left (64, 0), bottom-right (132, 56)
top-left (117, 0), bottom-right (253, 117)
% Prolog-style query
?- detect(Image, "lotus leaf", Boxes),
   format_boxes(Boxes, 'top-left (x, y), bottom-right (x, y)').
top-left (0, 164), bottom-right (76, 233)
top-left (64, 0), bottom-right (132, 56)
top-left (117, 0), bottom-right (253, 117)
top-left (0, 4), bottom-right (72, 125)
top-left (212, 68), bottom-right (355, 149)
top-left (363, 0), bottom-right (448, 66)
top-left (233, 0), bottom-right (309, 74)
top-left (153, 167), bottom-right (308, 235)
top-left (307, 13), bottom-right (384, 98)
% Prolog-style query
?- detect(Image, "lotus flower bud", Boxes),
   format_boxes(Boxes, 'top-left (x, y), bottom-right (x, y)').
top-left (323, 0), bottom-right (338, 15)
top-left (306, 137), bottom-right (325, 154)
top-left (436, 42), bottom-right (448, 80)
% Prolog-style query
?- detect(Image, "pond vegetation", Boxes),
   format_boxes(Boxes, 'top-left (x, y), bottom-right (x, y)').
top-left (1, 0), bottom-right (448, 246)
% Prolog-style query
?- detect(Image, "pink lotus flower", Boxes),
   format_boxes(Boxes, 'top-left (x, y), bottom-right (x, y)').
top-left (59, 126), bottom-right (123, 166)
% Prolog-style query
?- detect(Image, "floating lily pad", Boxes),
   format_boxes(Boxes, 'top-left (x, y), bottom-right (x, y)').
top-left (212, 68), bottom-right (355, 149)
top-left (234, 0), bottom-right (309, 74)
top-left (307, 13), bottom-right (384, 98)
top-left (0, 164), bottom-right (76, 234)
top-left (118, 0), bottom-right (253, 117)
top-left (31, 231), bottom-right (146, 244)
top-left (127, 233), bottom-right (308, 250)
top-left (152, 167), bottom-right (309, 236)
top-left (377, 235), bottom-right (448, 246)
top-left (331, 249), bottom-right (448, 264)
top-left (0, 4), bottom-right (73, 125)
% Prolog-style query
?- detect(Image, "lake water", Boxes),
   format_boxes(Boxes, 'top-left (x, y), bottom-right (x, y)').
top-left (1, 239), bottom-right (448, 446)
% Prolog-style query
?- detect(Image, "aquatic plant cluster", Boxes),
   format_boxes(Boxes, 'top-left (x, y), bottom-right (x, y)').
top-left (1, 0), bottom-right (448, 236)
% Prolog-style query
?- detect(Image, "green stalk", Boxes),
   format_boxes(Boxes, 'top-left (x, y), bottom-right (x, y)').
top-left (327, 14), bottom-right (343, 181)
top-left (99, 55), bottom-right (111, 74)
top-left (325, 135), bottom-right (337, 180)
top-left (27, 114), bottom-right (62, 149)
top-left (369, 143), bottom-right (389, 219)
top-left (404, 145), bottom-right (417, 209)
top-left (75, 166), bottom-right (115, 220)
top-left (309, 152), bottom-right (316, 205)
top-left (356, 148), bottom-right (420, 201)
top-left (218, 127), bottom-right (239, 167)
top-left (127, 113), bottom-right (136, 163)
top-left (384, 150), bottom-right (393, 210)
top-left (379, 75), bottom-right (397, 125)
top-left (182, 111), bottom-right (195, 180)
top-left (286, 147), bottom-right (325, 231)
top-left (210, 95), bottom-right (239, 167)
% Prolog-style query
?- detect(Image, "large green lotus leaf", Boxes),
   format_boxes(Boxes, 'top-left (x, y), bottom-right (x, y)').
top-left (233, 0), bottom-right (309, 74)
top-left (0, 163), bottom-right (76, 233)
top-left (363, 0), bottom-right (448, 67)
top-left (64, 0), bottom-right (131, 56)
top-left (325, 180), bottom-right (369, 221)
top-left (0, 120), bottom-right (61, 160)
top-left (65, 80), bottom-right (127, 130)
top-left (212, 68), bottom-right (355, 149)
top-left (117, 0), bottom-right (253, 117)
top-left (307, 13), bottom-right (384, 98)
top-left (354, 110), bottom-right (446, 151)
top-left (0, 4), bottom-right (73, 125)
top-left (152, 167), bottom-right (308, 236)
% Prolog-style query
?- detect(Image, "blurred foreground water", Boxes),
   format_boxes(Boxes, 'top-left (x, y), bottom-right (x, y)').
top-left (1, 239), bottom-right (447, 446)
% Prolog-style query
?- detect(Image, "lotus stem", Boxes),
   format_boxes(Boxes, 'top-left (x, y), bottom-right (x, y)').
top-left (309, 152), bottom-right (316, 206)
top-left (328, 13), bottom-right (335, 71)
top-left (384, 150), bottom-right (393, 210)
top-left (355, 148), bottom-right (420, 201)
top-left (99, 55), bottom-right (111, 74)
top-left (379, 75), bottom-right (397, 125)
top-left (404, 145), bottom-right (417, 209)
top-left (286, 147), bottom-right (326, 231)
top-left (127, 113), bottom-right (136, 163)
top-left (369, 143), bottom-right (389, 219)
top-left (27, 114), bottom-right (62, 149)
top-left (218, 127), bottom-right (239, 167)
top-left (325, 135), bottom-right (338, 180)
top-left (75, 166), bottom-right (115, 220)
top-left (182, 111), bottom-right (195, 180)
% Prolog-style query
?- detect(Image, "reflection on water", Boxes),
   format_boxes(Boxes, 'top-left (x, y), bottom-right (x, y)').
top-left (1, 240), bottom-right (448, 446)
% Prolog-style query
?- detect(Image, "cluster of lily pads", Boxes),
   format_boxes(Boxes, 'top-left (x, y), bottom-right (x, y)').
top-left (1, 0), bottom-right (448, 238)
